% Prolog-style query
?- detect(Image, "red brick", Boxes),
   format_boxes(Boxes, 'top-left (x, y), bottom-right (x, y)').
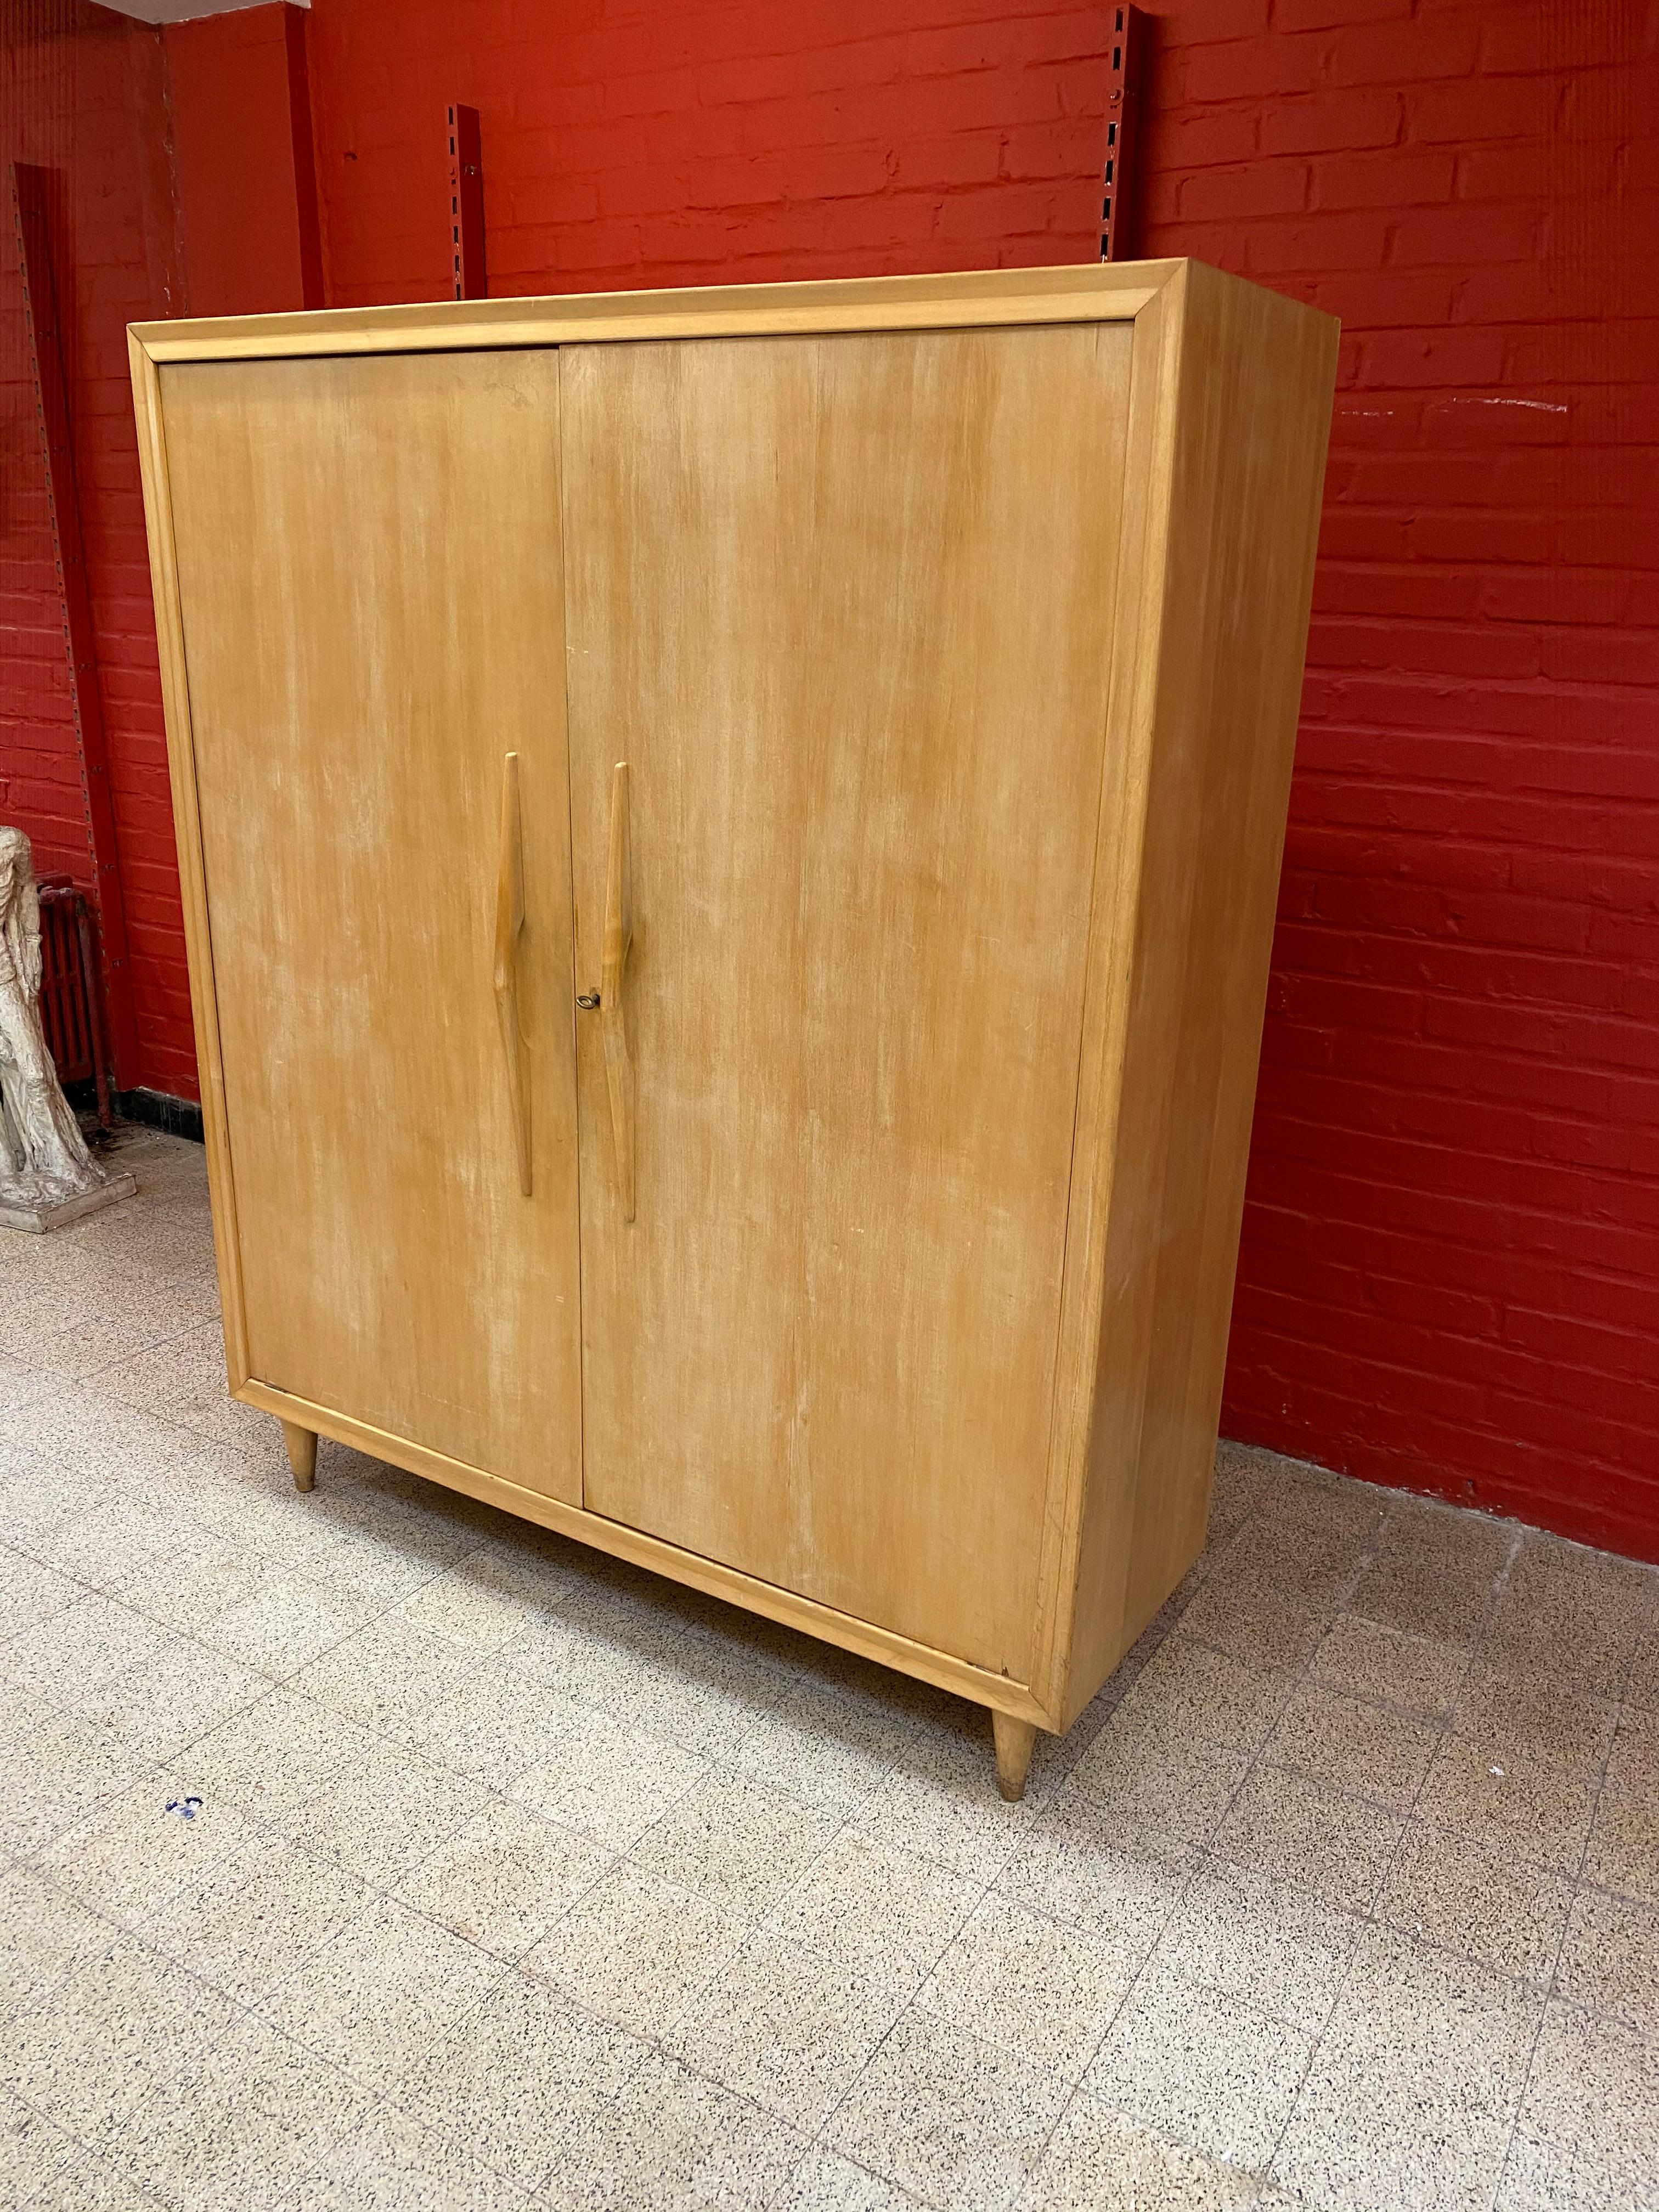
top-left (1328, 15), bottom-right (1482, 89)
top-left (1358, 326), bottom-right (1508, 388)
top-left (1410, 72), bottom-right (1556, 143)
top-left (1184, 33), bottom-right (1330, 104)
top-left (1176, 160), bottom-right (1310, 221)
top-left (1261, 90), bottom-right (1403, 155)
top-left (1312, 148), bottom-right (1457, 209)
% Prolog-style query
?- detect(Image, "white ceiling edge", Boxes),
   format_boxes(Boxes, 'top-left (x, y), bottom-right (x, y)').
top-left (94, 0), bottom-right (308, 22)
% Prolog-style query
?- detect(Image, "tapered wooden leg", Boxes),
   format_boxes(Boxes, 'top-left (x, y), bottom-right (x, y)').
top-left (280, 1420), bottom-right (317, 1493)
top-left (992, 1711), bottom-right (1037, 1803)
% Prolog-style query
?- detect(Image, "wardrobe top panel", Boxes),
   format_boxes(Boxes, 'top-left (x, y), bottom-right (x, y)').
top-left (129, 258), bottom-right (1327, 367)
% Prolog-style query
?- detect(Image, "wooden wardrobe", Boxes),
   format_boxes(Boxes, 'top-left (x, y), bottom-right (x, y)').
top-left (131, 261), bottom-right (1337, 1799)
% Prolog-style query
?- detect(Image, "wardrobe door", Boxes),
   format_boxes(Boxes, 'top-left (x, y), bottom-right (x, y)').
top-left (561, 325), bottom-right (1131, 1678)
top-left (162, 349), bottom-right (582, 1501)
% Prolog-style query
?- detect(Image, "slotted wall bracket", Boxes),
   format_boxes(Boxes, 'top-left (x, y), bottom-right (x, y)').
top-left (1100, 5), bottom-right (1147, 264)
top-left (11, 162), bottom-right (138, 1083)
top-left (447, 103), bottom-right (486, 301)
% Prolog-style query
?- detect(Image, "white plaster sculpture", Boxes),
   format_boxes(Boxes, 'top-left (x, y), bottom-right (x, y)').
top-left (0, 827), bottom-right (135, 1232)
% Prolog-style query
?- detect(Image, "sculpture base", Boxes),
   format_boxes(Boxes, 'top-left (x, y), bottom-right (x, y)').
top-left (0, 1171), bottom-right (137, 1235)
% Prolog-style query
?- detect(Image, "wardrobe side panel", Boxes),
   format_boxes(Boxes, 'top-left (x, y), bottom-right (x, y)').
top-left (1063, 268), bottom-right (1340, 1723)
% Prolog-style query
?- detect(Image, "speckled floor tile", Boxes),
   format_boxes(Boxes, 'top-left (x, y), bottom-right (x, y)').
top-left (522, 1860), bottom-right (746, 2037)
top-left (628, 1769), bottom-right (842, 1920)
top-left (7, 1591), bottom-right (180, 1706)
top-left (38, 1769), bottom-right (264, 1926)
top-left (994, 1797), bottom-right (1194, 1968)
top-left (1515, 1998), bottom-right (1659, 2204)
top-left (1147, 1858), bottom-right (1362, 2037)
top-left (0, 2096), bottom-right (166, 2212)
top-left (1048, 1721), bottom-right (1250, 1849)
top-left (0, 1542), bottom-right (84, 1639)
top-left (392, 1798), bottom-right (613, 1959)
top-left (0, 1350), bottom-right (56, 1416)
top-left (142, 1538), bottom-right (385, 1676)
top-left (397, 1970), bottom-right (651, 2192)
top-left (1484, 1533), bottom-right (1655, 1699)
top-left (107, 2010), bottom-right (368, 2209)
top-left (769, 2149), bottom-right (924, 2211)
top-left (142, 1827), bottom-right (373, 2004)
top-left (825, 2011), bottom-right (1071, 2211)
top-left (289, 1613), bottom-right (485, 1749)
top-left (854, 1740), bottom-right (1043, 1884)
top-left (74, 1635), bottom-right (269, 1760)
top-left (185, 1686), bottom-right (377, 1815)
top-left (664, 1932), bottom-right (917, 2133)
top-left (1024, 2095), bottom-right (1283, 2210)
top-left (1272, 1925), bottom-right (1546, 2211)
top-left (278, 1752), bottom-right (475, 1895)
top-left (1627, 1620), bottom-right (1659, 1716)
top-left (1347, 1496), bottom-right (1519, 1645)
top-left (917, 1893), bottom-right (1131, 2080)
top-left (541, 2047), bottom-right (806, 2210)
top-left (1375, 1819), bottom-right (1573, 1986)
top-left (1085, 1966), bottom-right (1311, 2170)
top-left (6, 1926), bottom-right (244, 2142)
top-left (505, 1700), bottom-right (710, 1849)
top-left (1211, 1765), bottom-right (1403, 1912)
top-left (1173, 1572), bottom-right (1331, 1681)
top-left (770, 1827), bottom-right (980, 1980)
top-left (728, 1675), bottom-right (906, 1816)
top-left (1099, 1637), bottom-right (1295, 1764)
top-left (1582, 1710), bottom-right (1659, 1901)
top-left (1415, 1678), bottom-right (1613, 1877)
top-left (0, 1706), bottom-right (157, 1858)
top-left (1273, 2094), bottom-right (1516, 2212)
top-left (393, 1551), bottom-right (556, 1653)
top-left (284, 2098), bottom-right (534, 2210)
top-left (1264, 1679), bottom-right (1441, 1812)
top-left (1494, 2130), bottom-right (1649, 2212)
top-left (1554, 1885), bottom-right (1659, 2036)
top-left (1310, 1613), bottom-right (1473, 1718)
top-left (257, 1895), bottom-right (506, 2091)
top-left (0, 1858), bottom-right (115, 2012)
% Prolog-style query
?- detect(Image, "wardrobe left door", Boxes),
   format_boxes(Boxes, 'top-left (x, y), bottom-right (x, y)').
top-left (159, 348), bottom-right (583, 1503)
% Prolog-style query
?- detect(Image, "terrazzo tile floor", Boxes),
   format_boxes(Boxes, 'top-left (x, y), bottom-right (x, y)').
top-left (1, 1127), bottom-right (1656, 2210)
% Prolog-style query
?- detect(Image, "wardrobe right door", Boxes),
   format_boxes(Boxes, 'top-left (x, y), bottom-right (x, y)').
top-left (561, 323), bottom-right (1131, 1682)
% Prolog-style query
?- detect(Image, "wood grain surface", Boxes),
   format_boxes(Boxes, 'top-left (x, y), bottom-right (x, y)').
top-left (560, 324), bottom-right (1132, 1679)
top-left (160, 348), bottom-right (584, 1502)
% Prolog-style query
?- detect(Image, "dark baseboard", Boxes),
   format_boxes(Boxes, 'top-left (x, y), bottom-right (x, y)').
top-left (115, 1087), bottom-right (205, 1143)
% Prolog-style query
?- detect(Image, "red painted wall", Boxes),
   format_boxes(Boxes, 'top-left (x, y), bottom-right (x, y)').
top-left (168, 2), bottom-right (321, 316)
top-left (2, 0), bottom-right (1653, 1559)
top-left (1, 3), bottom-right (191, 1095)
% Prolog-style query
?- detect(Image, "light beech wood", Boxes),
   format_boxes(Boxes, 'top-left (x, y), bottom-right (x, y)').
top-left (492, 753), bottom-right (532, 1198)
top-left (151, 348), bottom-right (583, 1505)
top-left (600, 760), bottom-right (635, 1223)
top-left (131, 262), bottom-right (1337, 1785)
top-left (279, 1420), bottom-right (316, 1492)
top-left (129, 261), bottom-right (1173, 365)
top-left (561, 323), bottom-right (1129, 1681)
top-left (992, 1713), bottom-right (1038, 1804)
top-left (235, 1371), bottom-right (1051, 1724)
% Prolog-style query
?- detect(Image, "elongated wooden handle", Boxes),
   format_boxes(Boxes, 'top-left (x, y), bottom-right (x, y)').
top-left (493, 753), bottom-right (532, 1197)
top-left (602, 760), bottom-right (635, 1221)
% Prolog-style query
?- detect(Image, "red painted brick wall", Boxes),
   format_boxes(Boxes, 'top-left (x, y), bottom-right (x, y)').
top-left (1, 3), bottom-right (192, 1096)
top-left (2, 0), bottom-right (1652, 1558)
top-left (1136, 4), bottom-right (1657, 1561)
